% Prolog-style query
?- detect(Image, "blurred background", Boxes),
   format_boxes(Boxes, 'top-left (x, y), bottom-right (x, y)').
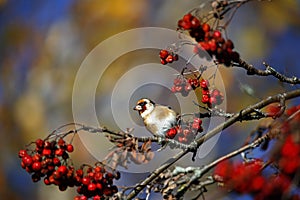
top-left (0, 0), bottom-right (299, 199)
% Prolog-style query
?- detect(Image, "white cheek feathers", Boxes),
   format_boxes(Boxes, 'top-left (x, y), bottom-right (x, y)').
top-left (140, 103), bottom-right (154, 118)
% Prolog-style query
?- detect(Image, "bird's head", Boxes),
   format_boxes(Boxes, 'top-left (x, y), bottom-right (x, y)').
top-left (133, 98), bottom-right (155, 118)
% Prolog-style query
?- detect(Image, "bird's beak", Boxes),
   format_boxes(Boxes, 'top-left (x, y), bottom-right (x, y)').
top-left (133, 105), bottom-right (141, 111)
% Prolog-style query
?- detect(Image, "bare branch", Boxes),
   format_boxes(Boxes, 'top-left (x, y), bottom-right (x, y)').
top-left (234, 59), bottom-right (300, 84)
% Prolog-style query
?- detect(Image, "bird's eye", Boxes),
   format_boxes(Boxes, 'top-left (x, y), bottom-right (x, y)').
top-left (139, 101), bottom-right (146, 106)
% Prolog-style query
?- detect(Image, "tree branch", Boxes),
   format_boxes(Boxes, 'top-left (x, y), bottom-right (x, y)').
top-left (234, 59), bottom-right (300, 84)
top-left (125, 89), bottom-right (300, 199)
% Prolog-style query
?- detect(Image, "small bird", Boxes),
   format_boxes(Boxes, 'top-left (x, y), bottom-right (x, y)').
top-left (134, 98), bottom-right (177, 137)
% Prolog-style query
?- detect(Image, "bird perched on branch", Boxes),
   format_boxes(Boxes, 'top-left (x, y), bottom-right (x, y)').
top-left (134, 98), bottom-right (177, 138)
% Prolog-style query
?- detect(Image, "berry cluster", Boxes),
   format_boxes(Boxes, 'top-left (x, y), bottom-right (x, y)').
top-left (171, 77), bottom-right (200, 96)
top-left (178, 13), bottom-right (240, 66)
top-left (274, 105), bottom-right (300, 179)
top-left (214, 159), bottom-right (265, 194)
top-left (278, 135), bottom-right (300, 175)
top-left (19, 137), bottom-right (119, 199)
top-left (19, 138), bottom-right (74, 184)
top-left (200, 79), bottom-right (224, 108)
top-left (214, 159), bottom-right (298, 199)
top-left (159, 49), bottom-right (178, 65)
top-left (166, 117), bottom-right (203, 144)
top-left (74, 165), bottom-right (119, 200)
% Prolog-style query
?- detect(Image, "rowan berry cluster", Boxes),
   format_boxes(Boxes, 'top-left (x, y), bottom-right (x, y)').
top-left (171, 77), bottom-right (199, 96)
top-left (177, 13), bottom-right (240, 66)
top-left (159, 49), bottom-right (178, 65)
top-left (166, 117), bottom-right (203, 144)
top-left (214, 159), bottom-right (265, 194)
top-left (74, 164), bottom-right (119, 200)
top-left (19, 138), bottom-right (74, 184)
top-left (171, 77), bottom-right (224, 108)
top-left (214, 158), bottom-right (299, 199)
top-left (200, 79), bottom-right (224, 108)
top-left (276, 105), bottom-right (300, 184)
top-left (18, 136), bottom-right (119, 199)
top-left (213, 106), bottom-right (300, 200)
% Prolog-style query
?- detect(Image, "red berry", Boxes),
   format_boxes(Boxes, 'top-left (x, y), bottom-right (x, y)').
top-left (159, 50), bottom-right (169, 59)
top-left (57, 138), bottom-right (65, 147)
top-left (57, 165), bottom-right (68, 175)
top-left (192, 118), bottom-right (202, 130)
top-left (32, 154), bottom-right (41, 162)
top-left (94, 172), bottom-right (103, 181)
top-left (211, 89), bottom-right (220, 97)
top-left (96, 182), bottom-right (103, 190)
top-left (190, 17), bottom-right (200, 29)
top-left (44, 177), bottom-right (51, 185)
top-left (74, 196), bottom-right (81, 200)
top-left (44, 141), bottom-right (51, 149)
top-left (88, 183), bottom-right (97, 191)
top-left (183, 13), bottom-right (193, 22)
top-left (35, 139), bottom-right (44, 148)
top-left (18, 149), bottom-right (27, 158)
top-left (42, 149), bottom-right (52, 156)
top-left (93, 195), bottom-right (101, 200)
top-left (66, 144), bottom-right (74, 152)
top-left (202, 94), bottom-right (210, 104)
top-left (200, 79), bottom-right (209, 89)
top-left (166, 55), bottom-right (173, 63)
top-left (178, 136), bottom-right (187, 143)
top-left (183, 129), bottom-right (191, 136)
top-left (80, 196), bottom-right (88, 200)
top-left (213, 30), bottom-right (222, 38)
top-left (76, 169), bottom-right (84, 177)
top-left (55, 148), bottom-right (64, 156)
top-left (166, 128), bottom-right (177, 139)
top-left (193, 118), bottom-right (202, 126)
top-left (199, 42), bottom-right (210, 51)
top-left (202, 23), bottom-right (210, 32)
top-left (209, 96), bottom-right (217, 105)
top-left (160, 59), bottom-right (167, 65)
top-left (208, 40), bottom-right (217, 52)
top-left (178, 19), bottom-right (191, 30)
top-left (175, 85), bottom-right (183, 92)
top-left (32, 161), bottom-right (42, 171)
top-left (184, 84), bottom-right (192, 92)
top-left (22, 155), bottom-right (33, 167)
top-left (81, 177), bottom-right (91, 185)
top-left (53, 157), bottom-right (61, 166)
top-left (174, 78), bottom-right (183, 86)
top-left (173, 54), bottom-right (178, 61)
